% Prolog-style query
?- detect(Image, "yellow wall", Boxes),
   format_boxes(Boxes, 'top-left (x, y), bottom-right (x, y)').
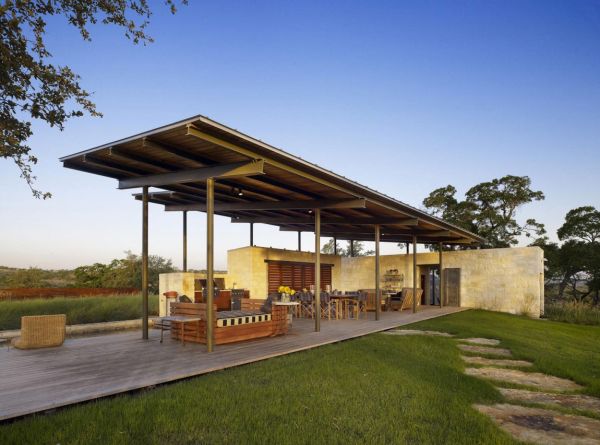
top-left (227, 246), bottom-right (342, 300)
top-left (160, 245), bottom-right (545, 317)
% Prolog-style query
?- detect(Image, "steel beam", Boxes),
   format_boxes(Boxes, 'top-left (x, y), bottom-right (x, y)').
top-left (412, 235), bottom-right (417, 314)
top-left (142, 186), bottom-right (149, 339)
top-left (183, 211), bottom-right (188, 272)
top-left (118, 160), bottom-right (264, 189)
top-left (206, 178), bottom-right (215, 352)
top-left (314, 209), bottom-right (321, 332)
top-left (165, 198), bottom-right (367, 212)
top-left (439, 242), bottom-right (444, 308)
top-left (375, 224), bottom-right (381, 321)
top-left (230, 216), bottom-right (419, 226)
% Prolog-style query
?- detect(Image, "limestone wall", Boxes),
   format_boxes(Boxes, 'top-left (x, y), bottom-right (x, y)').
top-left (161, 245), bottom-right (544, 318)
top-left (158, 271), bottom-right (228, 316)
top-left (227, 246), bottom-right (342, 300)
top-left (339, 247), bottom-right (544, 317)
top-left (225, 245), bottom-right (544, 317)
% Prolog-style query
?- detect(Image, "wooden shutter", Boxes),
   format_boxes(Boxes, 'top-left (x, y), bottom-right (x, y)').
top-left (267, 260), bottom-right (334, 294)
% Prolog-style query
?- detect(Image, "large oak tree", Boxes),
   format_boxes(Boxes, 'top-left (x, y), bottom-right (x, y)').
top-left (1, 0), bottom-right (185, 198)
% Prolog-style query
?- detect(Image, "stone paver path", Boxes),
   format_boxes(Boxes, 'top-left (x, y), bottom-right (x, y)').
top-left (389, 330), bottom-right (598, 444)
top-left (499, 388), bottom-right (600, 415)
top-left (460, 338), bottom-right (501, 346)
top-left (474, 404), bottom-right (600, 445)
top-left (465, 367), bottom-right (583, 392)
top-left (457, 344), bottom-right (513, 357)
top-left (461, 355), bottom-right (533, 368)
top-left (383, 329), bottom-right (454, 337)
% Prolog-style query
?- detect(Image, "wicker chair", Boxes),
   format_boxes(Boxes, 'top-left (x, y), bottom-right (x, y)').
top-left (12, 314), bottom-right (66, 349)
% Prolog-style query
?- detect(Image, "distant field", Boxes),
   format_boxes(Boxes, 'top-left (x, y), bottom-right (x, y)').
top-left (0, 294), bottom-right (158, 331)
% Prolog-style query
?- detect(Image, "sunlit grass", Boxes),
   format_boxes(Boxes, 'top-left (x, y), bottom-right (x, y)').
top-left (2, 310), bottom-right (598, 444)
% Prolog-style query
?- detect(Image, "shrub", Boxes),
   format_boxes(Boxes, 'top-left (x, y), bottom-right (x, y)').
top-left (544, 300), bottom-right (600, 326)
top-left (0, 294), bottom-right (158, 331)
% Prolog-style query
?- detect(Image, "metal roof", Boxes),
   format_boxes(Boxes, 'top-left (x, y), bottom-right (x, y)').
top-left (60, 114), bottom-right (484, 245)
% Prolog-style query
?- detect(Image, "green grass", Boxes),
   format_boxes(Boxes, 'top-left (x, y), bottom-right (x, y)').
top-left (544, 301), bottom-right (600, 326)
top-left (0, 294), bottom-right (158, 330)
top-left (1, 310), bottom-right (598, 444)
top-left (412, 309), bottom-right (600, 397)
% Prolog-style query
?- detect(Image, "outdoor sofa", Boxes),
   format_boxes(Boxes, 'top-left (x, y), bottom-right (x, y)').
top-left (12, 314), bottom-right (66, 349)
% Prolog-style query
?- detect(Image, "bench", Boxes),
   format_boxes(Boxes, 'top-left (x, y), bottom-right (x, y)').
top-left (12, 314), bottom-right (66, 349)
top-left (166, 299), bottom-right (287, 345)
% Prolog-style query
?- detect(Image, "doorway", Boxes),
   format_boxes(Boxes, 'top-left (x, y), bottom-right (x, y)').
top-left (420, 265), bottom-right (440, 306)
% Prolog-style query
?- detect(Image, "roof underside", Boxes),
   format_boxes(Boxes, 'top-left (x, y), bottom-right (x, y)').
top-left (60, 115), bottom-right (484, 245)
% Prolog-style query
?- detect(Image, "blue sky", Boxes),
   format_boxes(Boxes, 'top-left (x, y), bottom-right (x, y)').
top-left (1, 0), bottom-right (599, 270)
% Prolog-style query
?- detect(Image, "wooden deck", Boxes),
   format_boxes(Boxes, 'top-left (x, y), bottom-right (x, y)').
top-left (0, 306), bottom-right (465, 421)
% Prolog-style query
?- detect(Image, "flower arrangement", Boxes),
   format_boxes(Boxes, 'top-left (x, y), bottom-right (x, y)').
top-left (278, 286), bottom-right (295, 302)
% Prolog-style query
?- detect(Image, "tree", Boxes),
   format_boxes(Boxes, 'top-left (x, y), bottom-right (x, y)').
top-left (557, 206), bottom-right (600, 304)
top-left (423, 175), bottom-right (546, 248)
top-left (321, 239), bottom-right (374, 256)
top-left (74, 252), bottom-right (175, 294)
top-left (557, 206), bottom-right (600, 244)
top-left (1, 0), bottom-right (185, 198)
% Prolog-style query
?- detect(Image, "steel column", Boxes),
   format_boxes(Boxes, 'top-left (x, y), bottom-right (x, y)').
top-left (439, 242), bottom-right (444, 308)
top-left (250, 222), bottom-right (254, 246)
top-left (333, 237), bottom-right (337, 256)
top-left (314, 209), bottom-right (321, 331)
top-left (141, 186), bottom-right (149, 339)
top-left (182, 211), bottom-right (188, 272)
top-left (206, 177), bottom-right (215, 352)
top-left (406, 242), bottom-right (409, 255)
top-left (375, 224), bottom-right (381, 321)
top-left (297, 231), bottom-right (301, 251)
top-left (412, 235), bottom-right (418, 313)
top-left (350, 239), bottom-right (354, 257)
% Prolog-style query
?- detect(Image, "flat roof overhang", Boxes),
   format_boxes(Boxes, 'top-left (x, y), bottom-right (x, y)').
top-left (60, 114), bottom-right (484, 245)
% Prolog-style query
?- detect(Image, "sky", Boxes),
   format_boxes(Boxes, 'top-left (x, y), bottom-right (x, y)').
top-left (1, 0), bottom-right (599, 270)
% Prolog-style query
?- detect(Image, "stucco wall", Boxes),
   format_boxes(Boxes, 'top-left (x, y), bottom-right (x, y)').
top-left (339, 247), bottom-right (544, 317)
top-left (226, 246), bottom-right (544, 317)
top-left (227, 246), bottom-right (342, 300)
top-left (158, 271), bottom-right (228, 316)
top-left (161, 246), bottom-right (544, 317)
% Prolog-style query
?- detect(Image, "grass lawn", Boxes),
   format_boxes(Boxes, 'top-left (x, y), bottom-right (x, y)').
top-left (0, 294), bottom-right (159, 330)
top-left (1, 310), bottom-right (598, 444)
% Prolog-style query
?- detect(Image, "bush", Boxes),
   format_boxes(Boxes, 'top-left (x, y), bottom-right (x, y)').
top-left (0, 294), bottom-right (158, 331)
top-left (544, 300), bottom-right (600, 326)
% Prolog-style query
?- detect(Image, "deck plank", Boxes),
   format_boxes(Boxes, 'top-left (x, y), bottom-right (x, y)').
top-left (0, 307), bottom-right (464, 421)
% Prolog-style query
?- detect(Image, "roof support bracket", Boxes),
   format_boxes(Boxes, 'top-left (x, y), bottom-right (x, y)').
top-left (118, 160), bottom-right (265, 189)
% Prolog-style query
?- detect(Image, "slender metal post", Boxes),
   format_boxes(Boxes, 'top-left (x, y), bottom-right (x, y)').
top-left (314, 209), bottom-right (321, 331)
top-left (141, 186), bottom-right (149, 339)
top-left (375, 224), bottom-right (381, 321)
top-left (406, 242), bottom-right (409, 255)
top-left (333, 237), bottom-right (337, 256)
top-left (297, 231), bottom-right (301, 251)
top-left (350, 239), bottom-right (354, 257)
top-left (412, 235), bottom-right (417, 314)
top-left (439, 242), bottom-right (444, 308)
top-left (182, 211), bottom-right (188, 272)
top-left (206, 178), bottom-right (215, 352)
top-left (250, 222), bottom-right (254, 246)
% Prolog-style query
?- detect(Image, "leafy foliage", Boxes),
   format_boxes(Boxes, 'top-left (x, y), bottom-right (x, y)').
top-left (321, 239), bottom-right (374, 256)
top-left (0, 0), bottom-right (185, 198)
top-left (74, 251), bottom-right (175, 294)
top-left (423, 175), bottom-right (545, 248)
top-left (536, 205), bottom-right (600, 304)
